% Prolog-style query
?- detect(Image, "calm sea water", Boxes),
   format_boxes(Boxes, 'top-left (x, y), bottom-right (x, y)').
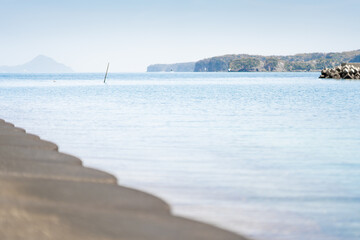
top-left (0, 72), bottom-right (359, 240)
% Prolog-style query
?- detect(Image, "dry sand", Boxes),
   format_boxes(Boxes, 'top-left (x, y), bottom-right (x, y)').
top-left (0, 118), bottom-right (249, 240)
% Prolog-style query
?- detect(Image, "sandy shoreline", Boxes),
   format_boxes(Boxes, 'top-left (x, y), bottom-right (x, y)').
top-left (0, 118), bottom-right (248, 240)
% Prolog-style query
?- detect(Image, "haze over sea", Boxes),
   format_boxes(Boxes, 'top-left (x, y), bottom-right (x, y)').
top-left (0, 72), bottom-right (359, 240)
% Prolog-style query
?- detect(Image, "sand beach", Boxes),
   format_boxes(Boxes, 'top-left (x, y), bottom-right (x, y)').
top-left (0, 118), bottom-right (247, 240)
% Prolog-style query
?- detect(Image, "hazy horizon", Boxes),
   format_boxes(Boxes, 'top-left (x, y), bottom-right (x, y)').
top-left (1, 0), bottom-right (359, 72)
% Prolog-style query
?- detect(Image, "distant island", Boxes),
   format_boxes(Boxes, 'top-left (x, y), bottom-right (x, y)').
top-left (147, 62), bottom-right (195, 72)
top-left (147, 49), bottom-right (360, 72)
top-left (0, 55), bottom-right (73, 73)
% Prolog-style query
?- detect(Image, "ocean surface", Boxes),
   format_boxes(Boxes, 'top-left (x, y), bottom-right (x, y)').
top-left (0, 72), bottom-right (359, 240)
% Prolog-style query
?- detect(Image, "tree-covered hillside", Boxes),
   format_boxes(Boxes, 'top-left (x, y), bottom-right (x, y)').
top-left (147, 50), bottom-right (360, 72)
top-left (195, 50), bottom-right (360, 72)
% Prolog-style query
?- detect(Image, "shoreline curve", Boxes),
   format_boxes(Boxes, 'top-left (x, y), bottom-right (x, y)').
top-left (0, 118), bottom-right (250, 240)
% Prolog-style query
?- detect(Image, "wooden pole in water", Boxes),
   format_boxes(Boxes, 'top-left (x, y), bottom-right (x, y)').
top-left (103, 62), bottom-right (110, 83)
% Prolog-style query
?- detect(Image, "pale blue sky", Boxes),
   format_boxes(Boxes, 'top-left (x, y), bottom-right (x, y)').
top-left (1, 0), bottom-right (359, 72)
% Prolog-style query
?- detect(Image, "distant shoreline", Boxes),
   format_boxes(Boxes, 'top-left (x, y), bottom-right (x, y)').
top-left (147, 49), bottom-right (360, 73)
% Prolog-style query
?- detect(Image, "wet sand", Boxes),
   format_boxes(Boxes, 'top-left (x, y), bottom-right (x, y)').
top-left (0, 118), bottom-right (249, 240)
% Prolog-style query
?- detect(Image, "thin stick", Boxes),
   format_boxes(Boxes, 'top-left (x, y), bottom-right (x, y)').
top-left (103, 62), bottom-right (110, 83)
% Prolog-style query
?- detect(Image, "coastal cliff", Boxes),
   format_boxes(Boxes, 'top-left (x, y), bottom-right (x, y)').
top-left (147, 49), bottom-right (360, 72)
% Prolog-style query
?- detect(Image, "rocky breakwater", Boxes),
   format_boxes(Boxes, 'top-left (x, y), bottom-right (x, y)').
top-left (319, 63), bottom-right (360, 79)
